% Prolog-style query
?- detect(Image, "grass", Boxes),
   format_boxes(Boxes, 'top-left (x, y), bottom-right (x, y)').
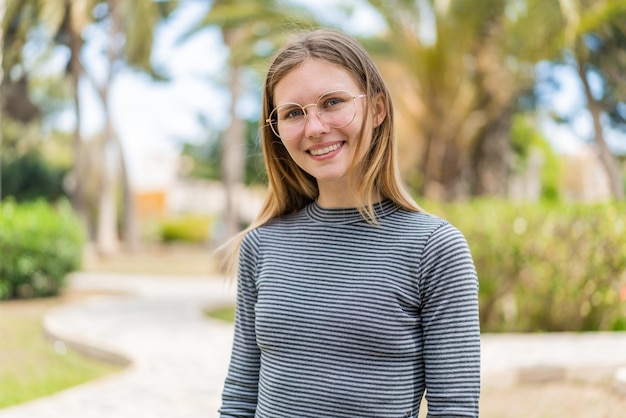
top-left (0, 294), bottom-right (122, 409)
top-left (205, 305), bottom-right (235, 323)
top-left (0, 243), bottom-right (220, 410)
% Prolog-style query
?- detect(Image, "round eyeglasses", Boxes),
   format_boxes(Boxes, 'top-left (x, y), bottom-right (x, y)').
top-left (266, 90), bottom-right (366, 141)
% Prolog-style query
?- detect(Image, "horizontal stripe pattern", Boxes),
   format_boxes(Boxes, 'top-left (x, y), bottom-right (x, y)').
top-left (220, 200), bottom-right (480, 418)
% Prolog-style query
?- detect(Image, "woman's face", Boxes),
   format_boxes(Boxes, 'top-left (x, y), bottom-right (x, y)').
top-left (272, 59), bottom-right (374, 192)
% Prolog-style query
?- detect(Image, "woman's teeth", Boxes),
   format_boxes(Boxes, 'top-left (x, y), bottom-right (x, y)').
top-left (310, 143), bottom-right (341, 156)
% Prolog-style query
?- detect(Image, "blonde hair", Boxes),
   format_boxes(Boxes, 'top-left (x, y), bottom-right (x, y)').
top-left (219, 28), bottom-right (421, 274)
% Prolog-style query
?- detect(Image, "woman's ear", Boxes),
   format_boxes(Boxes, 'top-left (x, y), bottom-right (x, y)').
top-left (372, 93), bottom-right (387, 127)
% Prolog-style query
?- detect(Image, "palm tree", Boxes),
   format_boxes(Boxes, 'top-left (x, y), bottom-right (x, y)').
top-left (1, 0), bottom-right (69, 201)
top-left (64, 0), bottom-right (95, 232)
top-left (188, 0), bottom-right (316, 239)
top-left (364, 0), bottom-right (566, 200)
top-left (2, 0), bottom-right (181, 246)
top-left (2, 0), bottom-right (95, 225)
top-left (80, 0), bottom-right (178, 254)
top-left (563, 1), bottom-right (626, 200)
top-left (0, 0), bottom-right (5, 202)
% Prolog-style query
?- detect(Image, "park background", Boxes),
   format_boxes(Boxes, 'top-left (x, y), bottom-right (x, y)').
top-left (1, 0), bottom-right (626, 416)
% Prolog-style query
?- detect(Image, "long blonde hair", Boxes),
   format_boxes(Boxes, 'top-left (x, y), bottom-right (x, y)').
top-left (220, 28), bottom-right (421, 274)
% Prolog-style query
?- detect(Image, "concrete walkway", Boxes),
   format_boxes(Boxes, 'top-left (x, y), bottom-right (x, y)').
top-left (0, 273), bottom-right (236, 418)
top-left (1, 272), bottom-right (626, 418)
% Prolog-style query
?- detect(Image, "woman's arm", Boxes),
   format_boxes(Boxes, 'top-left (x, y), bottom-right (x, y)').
top-left (219, 232), bottom-right (262, 418)
top-left (419, 222), bottom-right (481, 417)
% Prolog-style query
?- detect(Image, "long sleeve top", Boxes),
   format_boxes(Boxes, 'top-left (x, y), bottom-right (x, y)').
top-left (219, 199), bottom-right (481, 417)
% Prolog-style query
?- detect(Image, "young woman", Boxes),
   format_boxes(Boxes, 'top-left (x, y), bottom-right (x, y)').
top-left (219, 28), bottom-right (481, 418)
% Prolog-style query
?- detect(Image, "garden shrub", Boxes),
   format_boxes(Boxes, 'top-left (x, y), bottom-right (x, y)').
top-left (0, 151), bottom-right (68, 203)
top-left (0, 199), bottom-right (84, 300)
top-left (421, 199), bottom-right (626, 332)
top-left (159, 215), bottom-right (213, 243)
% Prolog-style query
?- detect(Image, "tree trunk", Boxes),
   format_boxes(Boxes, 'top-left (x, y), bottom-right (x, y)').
top-left (95, 0), bottom-right (121, 255)
top-left (116, 131), bottom-right (138, 252)
top-left (422, 131), bottom-right (449, 200)
top-left (422, 130), bottom-right (470, 201)
top-left (85, 0), bottom-right (141, 253)
top-left (0, 0), bottom-right (5, 202)
top-left (109, 0), bottom-right (137, 251)
top-left (577, 60), bottom-right (624, 200)
top-left (67, 0), bottom-right (88, 230)
top-left (221, 64), bottom-right (245, 239)
top-left (221, 27), bottom-right (246, 239)
top-left (470, 108), bottom-right (513, 197)
top-left (96, 130), bottom-right (119, 255)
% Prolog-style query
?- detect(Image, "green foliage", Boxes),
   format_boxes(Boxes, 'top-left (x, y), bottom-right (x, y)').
top-left (0, 199), bottom-right (85, 299)
top-left (159, 215), bottom-right (214, 243)
top-left (421, 199), bottom-right (626, 332)
top-left (181, 120), bottom-right (266, 185)
top-left (510, 114), bottom-right (562, 201)
top-left (0, 117), bottom-right (45, 161)
top-left (0, 151), bottom-right (68, 202)
top-left (205, 305), bottom-right (236, 323)
top-left (181, 137), bottom-right (222, 181)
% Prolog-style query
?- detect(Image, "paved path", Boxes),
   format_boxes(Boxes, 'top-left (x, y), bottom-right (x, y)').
top-left (1, 272), bottom-right (625, 417)
top-left (0, 273), bottom-right (236, 418)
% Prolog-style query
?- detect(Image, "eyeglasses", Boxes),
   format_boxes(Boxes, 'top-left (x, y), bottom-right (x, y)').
top-left (266, 90), bottom-right (366, 141)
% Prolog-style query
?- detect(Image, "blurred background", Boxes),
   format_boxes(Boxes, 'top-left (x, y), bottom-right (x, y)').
top-left (2, 0), bottom-right (625, 251)
top-left (1, 0), bottom-right (626, 415)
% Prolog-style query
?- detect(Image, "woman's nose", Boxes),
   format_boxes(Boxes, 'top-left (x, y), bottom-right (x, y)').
top-left (303, 109), bottom-right (329, 138)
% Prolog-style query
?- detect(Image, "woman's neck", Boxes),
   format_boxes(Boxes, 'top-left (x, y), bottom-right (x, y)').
top-left (316, 182), bottom-right (381, 209)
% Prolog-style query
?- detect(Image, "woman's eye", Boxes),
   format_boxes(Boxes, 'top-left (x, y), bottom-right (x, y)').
top-left (281, 107), bottom-right (304, 120)
top-left (321, 96), bottom-right (347, 110)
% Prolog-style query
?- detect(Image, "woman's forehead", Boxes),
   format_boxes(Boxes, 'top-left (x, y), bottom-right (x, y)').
top-left (272, 59), bottom-right (361, 105)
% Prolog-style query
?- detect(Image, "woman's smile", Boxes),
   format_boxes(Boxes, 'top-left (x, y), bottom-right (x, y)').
top-left (308, 141), bottom-right (345, 158)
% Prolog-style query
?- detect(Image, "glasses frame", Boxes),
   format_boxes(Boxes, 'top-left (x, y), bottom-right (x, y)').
top-left (266, 90), bottom-right (367, 141)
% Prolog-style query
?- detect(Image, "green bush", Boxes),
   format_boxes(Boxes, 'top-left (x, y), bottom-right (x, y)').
top-left (159, 215), bottom-right (213, 243)
top-left (421, 199), bottom-right (626, 332)
top-left (0, 199), bottom-right (85, 300)
top-left (0, 151), bottom-right (68, 203)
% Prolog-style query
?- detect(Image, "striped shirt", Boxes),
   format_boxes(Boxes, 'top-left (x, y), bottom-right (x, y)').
top-left (219, 199), bottom-right (480, 417)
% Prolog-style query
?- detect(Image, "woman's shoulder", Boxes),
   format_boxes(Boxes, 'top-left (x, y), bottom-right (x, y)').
top-left (389, 205), bottom-right (449, 230)
top-left (389, 206), bottom-right (469, 245)
top-left (244, 208), bottom-right (307, 239)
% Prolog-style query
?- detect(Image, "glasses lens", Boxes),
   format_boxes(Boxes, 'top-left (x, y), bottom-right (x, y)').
top-left (318, 91), bottom-right (357, 129)
top-left (268, 90), bottom-right (360, 141)
top-left (269, 103), bottom-right (306, 140)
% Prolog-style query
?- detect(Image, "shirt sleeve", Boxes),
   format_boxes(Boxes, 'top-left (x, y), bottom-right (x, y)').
top-left (418, 222), bottom-right (481, 417)
top-left (219, 231), bottom-right (261, 418)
